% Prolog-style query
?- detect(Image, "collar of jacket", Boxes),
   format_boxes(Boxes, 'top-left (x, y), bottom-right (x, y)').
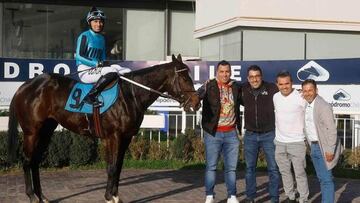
top-left (215, 79), bottom-right (235, 87)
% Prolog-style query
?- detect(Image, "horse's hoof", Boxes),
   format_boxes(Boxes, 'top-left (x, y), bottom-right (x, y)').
top-left (41, 198), bottom-right (50, 203)
top-left (30, 195), bottom-right (40, 203)
top-left (113, 195), bottom-right (123, 203)
top-left (41, 194), bottom-right (50, 203)
top-left (105, 199), bottom-right (114, 203)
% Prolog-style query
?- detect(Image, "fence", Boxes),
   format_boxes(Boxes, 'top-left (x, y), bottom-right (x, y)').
top-left (142, 113), bottom-right (360, 150)
top-left (0, 113), bottom-right (359, 150)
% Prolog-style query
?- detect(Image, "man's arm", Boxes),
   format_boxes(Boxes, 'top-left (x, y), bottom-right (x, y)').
top-left (320, 102), bottom-right (338, 162)
top-left (196, 80), bottom-right (210, 100)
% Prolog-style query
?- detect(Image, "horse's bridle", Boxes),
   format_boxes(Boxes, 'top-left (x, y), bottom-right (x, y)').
top-left (120, 65), bottom-right (196, 109)
top-left (169, 66), bottom-right (197, 108)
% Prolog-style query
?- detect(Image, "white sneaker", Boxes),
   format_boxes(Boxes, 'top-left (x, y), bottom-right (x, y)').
top-left (227, 195), bottom-right (239, 203)
top-left (205, 195), bottom-right (215, 203)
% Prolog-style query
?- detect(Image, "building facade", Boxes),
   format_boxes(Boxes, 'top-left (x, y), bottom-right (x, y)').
top-left (195, 0), bottom-right (360, 61)
top-left (0, 0), bottom-right (198, 60)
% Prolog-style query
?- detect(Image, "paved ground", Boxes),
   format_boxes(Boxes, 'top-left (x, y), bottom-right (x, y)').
top-left (1, 169), bottom-right (360, 203)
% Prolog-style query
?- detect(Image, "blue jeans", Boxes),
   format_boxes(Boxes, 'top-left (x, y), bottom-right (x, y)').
top-left (244, 130), bottom-right (280, 202)
top-left (204, 130), bottom-right (240, 197)
top-left (310, 143), bottom-right (335, 203)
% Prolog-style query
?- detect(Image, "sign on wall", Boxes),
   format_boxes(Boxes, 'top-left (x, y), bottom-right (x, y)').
top-left (1, 57), bottom-right (360, 113)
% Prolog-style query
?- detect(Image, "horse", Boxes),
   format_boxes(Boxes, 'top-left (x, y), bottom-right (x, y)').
top-left (7, 54), bottom-right (201, 203)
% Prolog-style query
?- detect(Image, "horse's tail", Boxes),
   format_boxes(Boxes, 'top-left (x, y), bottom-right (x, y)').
top-left (7, 98), bottom-right (19, 164)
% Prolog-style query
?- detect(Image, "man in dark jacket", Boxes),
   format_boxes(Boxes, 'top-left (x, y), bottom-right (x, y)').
top-left (241, 65), bottom-right (280, 203)
top-left (197, 60), bottom-right (242, 203)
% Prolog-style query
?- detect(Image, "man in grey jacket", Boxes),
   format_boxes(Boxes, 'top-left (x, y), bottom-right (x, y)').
top-left (302, 79), bottom-right (343, 203)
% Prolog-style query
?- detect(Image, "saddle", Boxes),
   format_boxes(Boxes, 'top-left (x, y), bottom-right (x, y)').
top-left (65, 80), bottom-right (119, 137)
top-left (65, 81), bottom-right (119, 114)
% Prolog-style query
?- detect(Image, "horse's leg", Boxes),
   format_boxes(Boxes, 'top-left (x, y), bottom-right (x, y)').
top-left (23, 156), bottom-right (39, 203)
top-left (103, 137), bottom-right (118, 203)
top-left (110, 137), bottom-right (132, 203)
top-left (23, 132), bottom-right (41, 203)
top-left (31, 119), bottom-right (58, 203)
top-left (103, 136), bottom-right (131, 203)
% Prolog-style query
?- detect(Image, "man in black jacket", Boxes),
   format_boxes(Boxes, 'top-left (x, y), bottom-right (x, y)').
top-left (241, 65), bottom-right (280, 203)
top-left (197, 60), bottom-right (242, 203)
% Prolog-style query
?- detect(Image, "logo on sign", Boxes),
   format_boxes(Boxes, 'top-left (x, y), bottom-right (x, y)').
top-left (333, 89), bottom-right (351, 101)
top-left (297, 61), bottom-right (329, 82)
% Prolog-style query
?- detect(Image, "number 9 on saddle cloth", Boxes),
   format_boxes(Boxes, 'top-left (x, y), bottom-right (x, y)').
top-left (65, 81), bottom-right (119, 114)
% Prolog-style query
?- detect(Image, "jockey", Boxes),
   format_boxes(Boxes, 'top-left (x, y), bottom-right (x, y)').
top-left (76, 6), bottom-right (127, 107)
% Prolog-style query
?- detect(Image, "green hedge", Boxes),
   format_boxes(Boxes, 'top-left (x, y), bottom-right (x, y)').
top-left (0, 129), bottom-right (208, 170)
top-left (2, 129), bottom-right (359, 177)
top-left (1, 130), bottom-right (100, 169)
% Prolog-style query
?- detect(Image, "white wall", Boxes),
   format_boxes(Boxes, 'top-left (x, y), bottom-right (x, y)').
top-left (195, 0), bottom-right (360, 38)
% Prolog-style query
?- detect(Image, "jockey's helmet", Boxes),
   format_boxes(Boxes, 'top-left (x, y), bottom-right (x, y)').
top-left (86, 6), bottom-right (106, 24)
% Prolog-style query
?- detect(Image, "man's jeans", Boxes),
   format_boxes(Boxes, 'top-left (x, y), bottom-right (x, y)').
top-left (244, 130), bottom-right (280, 202)
top-left (310, 143), bottom-right (335, 203)
top-left (204, 130), bottom-right (240, 197)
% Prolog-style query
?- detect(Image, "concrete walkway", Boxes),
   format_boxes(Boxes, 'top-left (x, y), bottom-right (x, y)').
top-left (1, 169), bottom-right (360, 203)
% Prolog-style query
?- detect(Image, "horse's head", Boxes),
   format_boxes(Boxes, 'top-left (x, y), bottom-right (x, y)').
top-left (165, 54), bottom-right (201, 112)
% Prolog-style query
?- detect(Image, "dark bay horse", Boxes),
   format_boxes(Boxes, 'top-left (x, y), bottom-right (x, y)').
top-left (7, 54), bottom-right (200, 203)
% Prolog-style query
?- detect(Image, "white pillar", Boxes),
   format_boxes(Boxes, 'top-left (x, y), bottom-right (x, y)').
top-left (354, 115), bottom-right (360, 149)
top-left (181, 110), bottom-right (186, 134)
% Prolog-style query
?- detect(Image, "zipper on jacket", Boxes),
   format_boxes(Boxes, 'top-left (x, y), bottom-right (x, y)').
top-left (255, 96), bottom-right (258, 129)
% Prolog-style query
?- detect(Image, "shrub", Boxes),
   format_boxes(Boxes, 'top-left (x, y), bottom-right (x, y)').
top-left (69, 133), bottom-right (98, 166)
top-left (348, 147), bottom-right (360, 168)
top-left (337, 149), bottom-right (352, 168)
top-left (42, 130), bottom-right (72, 167)
top-left (191, 136), bottom-right (205, 162)
top-left (148, 141), bottom-right (169, 160)
top-left (1, 131), bottom-right (24, 166)
top-left (170, 129), bottom-right (196, 161)
top-left (128, 135), bottom-right (150, 160)
top-left (0, 110), bottom-right (9, 117)
top-left (0, 132), bottom-right (7, 165)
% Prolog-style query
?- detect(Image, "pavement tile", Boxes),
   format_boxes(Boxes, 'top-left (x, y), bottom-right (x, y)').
top-left (1, 169), bottom-right (360, 202)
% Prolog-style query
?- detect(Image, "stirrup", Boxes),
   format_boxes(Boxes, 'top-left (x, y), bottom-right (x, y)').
top-left (92, 100), bottom-right (103, 108)
top-left (83, 95), bottom-right (103, 108)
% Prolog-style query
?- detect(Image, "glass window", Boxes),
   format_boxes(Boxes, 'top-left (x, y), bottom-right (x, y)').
top-left (306, 33), bottom-right (360, 59)
top-left (2, 3), bottom-right (123, 60)
top-left (242, 30), bottom-right (305, 61)
top-left (125, 9), bottom-right (165, 60)
top-left (169, 11), bottom-right (198, 57)
top-left (220, 29), bottom-right (241, 61)
top-left (200, 35), bottom-right (220, 61)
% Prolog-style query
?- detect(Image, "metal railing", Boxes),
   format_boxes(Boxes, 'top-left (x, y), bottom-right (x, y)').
top-left (142, 114), bottom-right (360, 150)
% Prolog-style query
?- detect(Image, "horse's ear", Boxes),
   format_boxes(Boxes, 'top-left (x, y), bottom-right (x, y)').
top-left (172, 54), bottom-right (177, 62)
top-left (177, 54), bottom-right (182, 62)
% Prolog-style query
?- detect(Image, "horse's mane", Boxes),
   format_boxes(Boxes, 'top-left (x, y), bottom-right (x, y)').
top-left (124, 62), bottom-right (173, 77)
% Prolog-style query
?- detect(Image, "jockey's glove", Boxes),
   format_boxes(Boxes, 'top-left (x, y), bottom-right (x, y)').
top-left (98, 60), bottom-right (111, 67)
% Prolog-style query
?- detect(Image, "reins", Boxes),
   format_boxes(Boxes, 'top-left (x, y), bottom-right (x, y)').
top-left (119, 75), bottom-right (180, 102)
top-left (66, 63), bottom-right (194, 106)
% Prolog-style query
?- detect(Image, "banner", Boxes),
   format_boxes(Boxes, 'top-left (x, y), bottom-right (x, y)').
top-left (1, 57), bottom-right (360, 113)
top-left (1, 57), bottom-right (360, 84)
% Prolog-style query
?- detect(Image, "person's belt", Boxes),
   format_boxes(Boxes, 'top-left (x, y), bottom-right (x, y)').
top-left (249, 130), bottom-right (272, 134)
top-left (311, 141), bottom-right (319, 144)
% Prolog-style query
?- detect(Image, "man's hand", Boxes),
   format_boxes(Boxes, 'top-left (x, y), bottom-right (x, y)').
top-left (325, 152), bottom-right (334, 162)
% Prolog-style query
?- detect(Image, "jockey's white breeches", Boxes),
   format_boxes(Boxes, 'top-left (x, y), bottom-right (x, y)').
top-left (78, 64), bottom-right (131, 83)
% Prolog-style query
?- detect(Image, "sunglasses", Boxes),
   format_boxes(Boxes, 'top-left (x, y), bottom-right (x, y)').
top-left (91, 11), bottom-right (105, 17)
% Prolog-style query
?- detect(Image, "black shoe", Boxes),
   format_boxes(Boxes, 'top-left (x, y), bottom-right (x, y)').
top-left (244, 198), bottom-right (255, 203)
top-left (284, 198), bottom-right (297, 203)
top-left (83, 94), bottom-right (103, 108)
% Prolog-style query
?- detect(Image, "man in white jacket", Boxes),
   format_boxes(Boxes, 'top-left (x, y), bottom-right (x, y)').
top-left (302, 79), bottom-right (343, 203)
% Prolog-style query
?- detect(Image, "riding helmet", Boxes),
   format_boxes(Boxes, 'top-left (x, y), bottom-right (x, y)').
top-left (86, 6), bottom-right (106, 24)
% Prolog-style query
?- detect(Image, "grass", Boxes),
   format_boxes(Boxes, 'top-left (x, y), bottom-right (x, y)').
top-left (2, 159), bottom-right (360, 180)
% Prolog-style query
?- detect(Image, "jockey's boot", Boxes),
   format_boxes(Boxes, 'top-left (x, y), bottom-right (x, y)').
top-left (83, 72), bottom-right (118, 108)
